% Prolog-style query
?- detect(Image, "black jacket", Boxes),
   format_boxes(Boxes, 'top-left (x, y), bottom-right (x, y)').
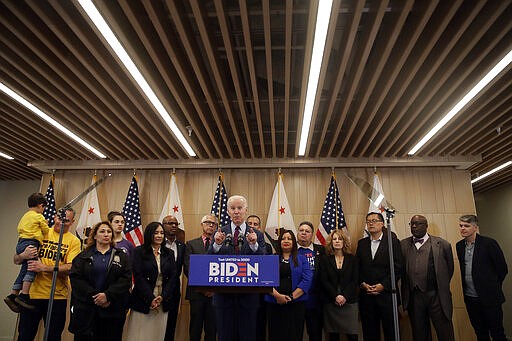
top-left (130, 245), bottom-right (177, 313)
top-left (456, 234), bottom-right (508, 305)
top-left (319, 253), bottom-right (359, 304)
top-left (69, 247), bottom-right (132, 334)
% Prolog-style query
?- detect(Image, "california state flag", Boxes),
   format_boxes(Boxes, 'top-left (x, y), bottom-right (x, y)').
top-left (364, 172), bottom-right (395, 237)
top-left (76, 175), bottom-right (102, 240)
top-left (265, 172), bottom-right (296, 240)
top-left (158, 173), bottom-right (184, 231)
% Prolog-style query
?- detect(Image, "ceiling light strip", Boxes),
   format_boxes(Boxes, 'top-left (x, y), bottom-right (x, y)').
top-left (471, 161), bottom-right (512, 184)
top-left (0, 151), bottom-right (15, 160)
top-left (408, 48), bottom-right (512, 155)
top-left (77, 0), bottom-right (196, 157)
top-left (298, 0), bottom-right (333, 156)
top-left (0, 81), bottom-right (107, 159)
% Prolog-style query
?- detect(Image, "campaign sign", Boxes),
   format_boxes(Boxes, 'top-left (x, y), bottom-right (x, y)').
top-left (188, 255), bottom-right (279, 287)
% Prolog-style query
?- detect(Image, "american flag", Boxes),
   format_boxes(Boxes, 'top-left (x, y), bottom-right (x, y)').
top-left (122, 176), bottom-right (144, 246)
top-left (210, 173), bottom-right (231, 227)
top-left (315, 175), bottom-right (347, 245)
top-left (43, 176), bottom-right (57, 227)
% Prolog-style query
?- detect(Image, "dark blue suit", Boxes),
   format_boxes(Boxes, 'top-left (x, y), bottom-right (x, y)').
top-left (165, 239), bottom-right (186, 341)
top-left (208, 223), bottom-right (266, 341)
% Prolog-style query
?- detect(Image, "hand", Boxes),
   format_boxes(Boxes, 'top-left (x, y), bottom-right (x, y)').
top-left (214, 227), bottom-right (226, 245)
top-left (27, 259), bottom-right (47, 273)
top-left (21, 245), bottom-right (38, 260)
top-left (274, 292), bottom-right (290, 305)
top-left (93, 292), bottom-right (108, 306)
top-left (335, 294), bottom-right (346, 306)
top-left (246, 228), bottom-right (257, 245)
top-left (203, 291), bottom-right (214, 298)
top-left (150, 295), bottom-right (162, 309)
top-left (365, 283), bottom-right (384, 295)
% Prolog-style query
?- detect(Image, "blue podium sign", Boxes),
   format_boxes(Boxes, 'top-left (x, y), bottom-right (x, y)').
top-left (188, 255), bottom-right (279, 287)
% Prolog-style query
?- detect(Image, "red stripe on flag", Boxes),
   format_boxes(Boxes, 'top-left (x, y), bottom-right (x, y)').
top-left (315, 229), bottom-right (326, 245)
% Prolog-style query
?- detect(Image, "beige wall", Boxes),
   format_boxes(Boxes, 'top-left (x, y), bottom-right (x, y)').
top-left (1, 167), bottom-right (479, 340)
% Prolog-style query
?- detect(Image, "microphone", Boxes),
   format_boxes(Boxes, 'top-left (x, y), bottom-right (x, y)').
top-left (224, 233), bottom-right (233, 247)
top-left (237, 234), bottom-right (244, 248)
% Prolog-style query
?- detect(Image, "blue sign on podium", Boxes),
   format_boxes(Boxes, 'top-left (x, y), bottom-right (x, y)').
top-left (188, 255), bottom-right (279, 287)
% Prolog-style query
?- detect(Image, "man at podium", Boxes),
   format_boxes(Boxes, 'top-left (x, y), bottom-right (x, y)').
top-left (208, 195), bottom-right (266, 341)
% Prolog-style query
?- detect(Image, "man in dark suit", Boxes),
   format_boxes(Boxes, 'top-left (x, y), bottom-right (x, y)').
top-left (456, 214), bottom-right (508, 341)
top-left (297, 221), bottom-right (325, 341)
top-left (163, 215), bottom-right (186, 341)
top-left (209, 195), bottom-right (266, 341)
top-left (401, 215), bottom-right (455, 341)
top-left (356, 212), bottom-right (402, 341)
top-left (184, 214), bottom-right (218, 341)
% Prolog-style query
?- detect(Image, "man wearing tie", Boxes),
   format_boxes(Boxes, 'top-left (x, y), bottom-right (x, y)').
top-left (184, 214), bottom-right (218, 341)
top-left (162, 215), bottom-right (186, 341)
top-left (401, 215), bottom-right (455, 341)
top-left (209, 195), bottom-right (266, 341)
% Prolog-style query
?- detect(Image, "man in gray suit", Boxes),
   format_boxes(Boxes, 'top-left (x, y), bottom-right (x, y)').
top-left (184, 214), bottom-right (218, 341)
top-left (401, 215), bottom-right (455, 341)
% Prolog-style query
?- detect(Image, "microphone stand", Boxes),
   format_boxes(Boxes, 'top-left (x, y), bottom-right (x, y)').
top-left (384, 208), bottom-right (400, 341)
top-left (43, 175), bottom-right (108, 341)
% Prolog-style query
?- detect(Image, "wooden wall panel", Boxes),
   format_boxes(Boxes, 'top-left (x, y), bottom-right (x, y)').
top-left (36, 166), bottom-right (477, 341)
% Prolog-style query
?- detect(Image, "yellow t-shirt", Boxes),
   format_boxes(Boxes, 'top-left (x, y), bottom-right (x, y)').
top-left (17, 210), bottom-right (50, 244)
top-left (30, 228), bottom-right (81, 300)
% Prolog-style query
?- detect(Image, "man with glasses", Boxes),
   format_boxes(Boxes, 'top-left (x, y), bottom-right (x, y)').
top-left (15, 208), bottom-right (81, 341)
top-left (162, 215), bottom-right (186, 341)
top-left (401, 215), bottom-right (455, 341)
top-left (456, 215), bottom-right (508, 341)
top-left (356, 212), bottom-right (402, 341)
top-left (184, 214), bottom-right (218, 341)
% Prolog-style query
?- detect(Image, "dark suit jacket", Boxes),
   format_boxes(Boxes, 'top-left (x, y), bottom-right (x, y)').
top-left (319, 253), bottom-right (359, 304)
top-left (130, 245), bottom-right (177, 313)
top-left (456, 234), bottom-right (508, 305)
top-left (165, 239), bottom-right (185, 307)
top-left (208, 223), bottom-right (266, 309)
top-left (356, 231), bottom-right (402, 294)
top-left (401, 235), bottom-right (454, 319)
top-left (184, 236), bottom-right (211, 300)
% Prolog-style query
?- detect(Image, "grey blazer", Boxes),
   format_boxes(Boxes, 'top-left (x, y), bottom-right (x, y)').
top-left (400, 235), bottom-right (454, 319)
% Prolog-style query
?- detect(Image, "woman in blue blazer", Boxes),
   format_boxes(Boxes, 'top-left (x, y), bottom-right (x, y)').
top-left (265, 229), bottom-right (312, 341)
top-left (125, 222), bottom-right (177, 341)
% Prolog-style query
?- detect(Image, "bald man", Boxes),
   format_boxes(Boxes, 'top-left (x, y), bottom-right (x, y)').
top-left (401, 215), bottom-right (454, 341)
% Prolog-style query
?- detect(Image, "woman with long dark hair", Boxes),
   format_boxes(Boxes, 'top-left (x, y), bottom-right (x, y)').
top-left (69, 221), bottom-right (132, 341)
top-left (125, 222), bottom-right (177, 341)
top-left (265, 229), bottom-right (312, 341)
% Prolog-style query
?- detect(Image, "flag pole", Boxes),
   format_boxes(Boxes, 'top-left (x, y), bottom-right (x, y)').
top-left (277, 169), bottom-right (281, 237)
top-left (218, 171), bottom-right (223, 224)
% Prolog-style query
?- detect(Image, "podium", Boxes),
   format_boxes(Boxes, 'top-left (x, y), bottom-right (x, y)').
top-left (188, 254), bottom-right (279, 294)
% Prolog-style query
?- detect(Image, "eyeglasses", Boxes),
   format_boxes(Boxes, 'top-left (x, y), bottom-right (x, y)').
top-left (366, 219), bottom-right (383, 224)
top-left (409, 221), bottom-right (426, 226)
top-left (201, 221), bottom-right (217, 226)
top-left (163, 221), bottom-right (180, 226)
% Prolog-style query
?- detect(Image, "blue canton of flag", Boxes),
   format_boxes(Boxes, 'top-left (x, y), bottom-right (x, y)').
top-left (315, 175), bottom-right (347, 245)
top-left (122, 176), bottom-right (143, 246)
top-left (43, 177), bottom-right (57, 227)
top-left (210, 174), bottom-right (231, 227)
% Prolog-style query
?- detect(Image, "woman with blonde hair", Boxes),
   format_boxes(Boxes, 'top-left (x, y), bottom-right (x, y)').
top-left (319, 230), bottom-right (359, 341)
top-left (69, 221), bottom-right (132, 341)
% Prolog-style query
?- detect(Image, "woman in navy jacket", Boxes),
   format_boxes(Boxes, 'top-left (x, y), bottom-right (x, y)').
top-left (265, 229), bottom-right (312, 341)
top-left (69, 221), bottom-right (132, 341)
top-left (125, 222), bottom-right (177, 341)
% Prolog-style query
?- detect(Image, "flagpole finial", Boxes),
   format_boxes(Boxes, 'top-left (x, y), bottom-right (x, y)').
top-left (133, 169), bottom-right (136, 176)
top-left (172, 168), bottom-right (176, 174)
top-left (52, 169), bottom-right (55, 175)
top-left (373, 166), bottom-right (377, 174)
top-left (94, 169), bottom-right (97, 176)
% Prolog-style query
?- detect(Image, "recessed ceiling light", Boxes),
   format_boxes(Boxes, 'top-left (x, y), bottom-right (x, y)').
top-left (0, 151), bottom-right (14, 160)
top-left (298, 0), bottom-right (333, 156)
top-left (77, 0), bottom-right (196, 157)
top-left (471, 161), bottom-right (512, 184)
top-left (409, 48), bottom-right (512, 155)
top-left (0, 81), bottom-right (107, 159)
